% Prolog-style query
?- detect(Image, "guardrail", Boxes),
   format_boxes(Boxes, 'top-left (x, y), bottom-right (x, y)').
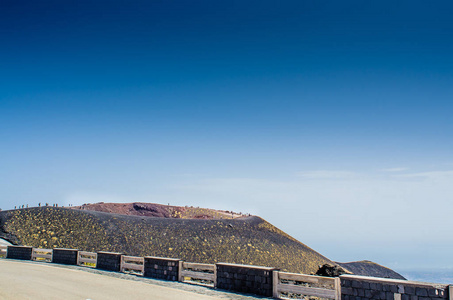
top-left (178, 262), bottom-right (216, 286)
top-left (77, 251), bottom-right (97, 267)
top-left (273, 270), bottom-right (340, 299)
top-left (120, 255), bottom-right (144, 275)
top-left (1, 246), bottom-right (452, 300)
top-left (0, 245), bottom-right (7, 257)
top-left (32, 248), bottom-right (52, 262)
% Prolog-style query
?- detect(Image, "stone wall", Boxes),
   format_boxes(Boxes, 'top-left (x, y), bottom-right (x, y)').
top-left (216, 263), bottom-right (275, 297)
top-left (52, 248), bottom-right (78, 265)
top-left (6, 246), bottom-right (33, 260)
top-left (96, 251), bottom-right (123, 272)
top-left (143, 256), bottom-right (180, 281)
top-left (340, 274), bottom-right (450, 300)
top-left (3, 245), bottom-right (453, 300)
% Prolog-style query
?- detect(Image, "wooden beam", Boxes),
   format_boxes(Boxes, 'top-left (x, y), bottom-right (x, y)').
top-left (334, 277), bottom-right (341, 300)
top-left (78, 258), bottom-right (97, 264)
top-left (121, 256), bottom-right (144, 263)
top-left (272, 270), bottom-right (280, 298)
top-left (180, 270), bottom-right (215, 281)
top-left (277, 284), bottom-right (336, 299)
top-left (79, 251), bottom-right (96, 258)
top-left (33, 253), bottom-right (52, 259)
top-left (278, 271), bottom-right (335, 286)
top-left (178, 261), bottom-right (184, 282)
top-left (121, 262), bottom-right (144, 272)
top-left (183, 262), bottom-right (215, 272)
top-left (213, 264), bottom-right (217, 287)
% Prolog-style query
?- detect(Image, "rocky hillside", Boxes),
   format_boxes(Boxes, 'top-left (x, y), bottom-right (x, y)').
top-left (0, 207), bottom-right (332, 274)
top-left (337, 261), bottom-right (406, 280)
top-left (74, 202), bottom-right (243, 219)
top-left (0, 204), bottom-right (407, 279)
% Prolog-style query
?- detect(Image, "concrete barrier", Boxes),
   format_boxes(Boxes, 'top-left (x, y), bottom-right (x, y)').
top-left (120, 255), bottom-right (144, 275)
top-left (32, 248), bottom-right (52, 262)
top-left (273, 270), bottom-right (339, 299)
top-left (2, 246), bottom-right (452, 300)
top-left (77, 251), bottom-right (97, 267)
top-left (178, 262), bottom-right (216, 286)
top-left (0, 245), bottom-right (7, 257)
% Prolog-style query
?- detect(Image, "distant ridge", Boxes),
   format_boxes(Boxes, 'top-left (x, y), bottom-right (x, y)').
top-left (337, 261), bottom-right (406, 280)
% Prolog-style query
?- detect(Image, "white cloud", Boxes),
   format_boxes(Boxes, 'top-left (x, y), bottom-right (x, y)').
top-left (296, 170), bottom-right (357, 179)
top-left (380, 167), bottom-right (408, 172)
top-left (393, 170), bottom-right (453, 180)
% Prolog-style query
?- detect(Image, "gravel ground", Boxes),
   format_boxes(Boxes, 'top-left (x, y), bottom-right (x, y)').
top-left (0, 258), bottom-right (270, 299)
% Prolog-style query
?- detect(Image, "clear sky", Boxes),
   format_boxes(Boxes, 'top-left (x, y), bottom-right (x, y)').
top-left (1, 1), bottom-right (453, 272)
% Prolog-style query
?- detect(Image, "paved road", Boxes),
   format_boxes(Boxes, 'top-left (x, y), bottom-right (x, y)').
top-left (0, 260), bottom-right (263, 300)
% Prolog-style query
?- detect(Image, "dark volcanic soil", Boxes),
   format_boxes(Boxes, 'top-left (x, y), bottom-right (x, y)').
top-left (0, 207), bottom-right (332, 274)
top-left (337, 261), bottom-right (406, 280)
top-left (73, 202), bottom-right (241, 219)
top-left (0, 205), bottom-right (407, 280)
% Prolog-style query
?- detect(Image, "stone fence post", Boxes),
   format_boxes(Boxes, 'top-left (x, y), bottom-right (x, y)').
top-left (216, 262), bottom-right (275, 297)
top-left (52, 248), bottom-right (79, 265)
top-left (340, 274), bottom-right (450, 300)
top-left (96, 251), bottom-right (123, 272)
top-left (144, 256), bottom-right (180, 281)
top-left (6, 246), bottom-right (33, 260)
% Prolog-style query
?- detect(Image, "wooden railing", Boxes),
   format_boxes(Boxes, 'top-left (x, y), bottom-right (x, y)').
top-left (273, 270), bottom-right (340, 300)
top-left (32, 248), bottom-right (52, 262)
top-left (178, 262), bottom-right (216, 286)
top-left (120, 255), bottom-right (144, 275)
top-left (0, 245), bottom-right (7, 257)
top-left (2, 246), bottom-right (451, 300)
top-left (77, 251), bottom-right (97, 267)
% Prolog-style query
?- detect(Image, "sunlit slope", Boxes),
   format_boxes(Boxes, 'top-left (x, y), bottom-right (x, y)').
top-left (337, 261), bottom-right (406, 280)
top-left (0, 207), bottom-right (332, 274)
top-left (74, 202), bottom-right (243, 219)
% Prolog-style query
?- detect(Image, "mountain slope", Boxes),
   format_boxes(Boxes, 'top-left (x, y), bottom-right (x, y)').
top-left (0, 207), bottom-right (332, 274)
top-left (336, 261), bottom-right (406, 280)
top-left (74, 202), bottom-right (243, 219)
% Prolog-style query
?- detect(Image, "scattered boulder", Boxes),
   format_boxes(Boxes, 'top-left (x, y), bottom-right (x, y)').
top-left (315, 263), bottom-right (349, 277)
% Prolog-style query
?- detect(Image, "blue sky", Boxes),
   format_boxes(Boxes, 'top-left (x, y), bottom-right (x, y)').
top-left (1, 1), bottom-right (453, 273)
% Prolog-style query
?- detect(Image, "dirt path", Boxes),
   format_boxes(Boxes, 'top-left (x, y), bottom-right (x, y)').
top-left (0, 259), bottom-right (266, 300)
